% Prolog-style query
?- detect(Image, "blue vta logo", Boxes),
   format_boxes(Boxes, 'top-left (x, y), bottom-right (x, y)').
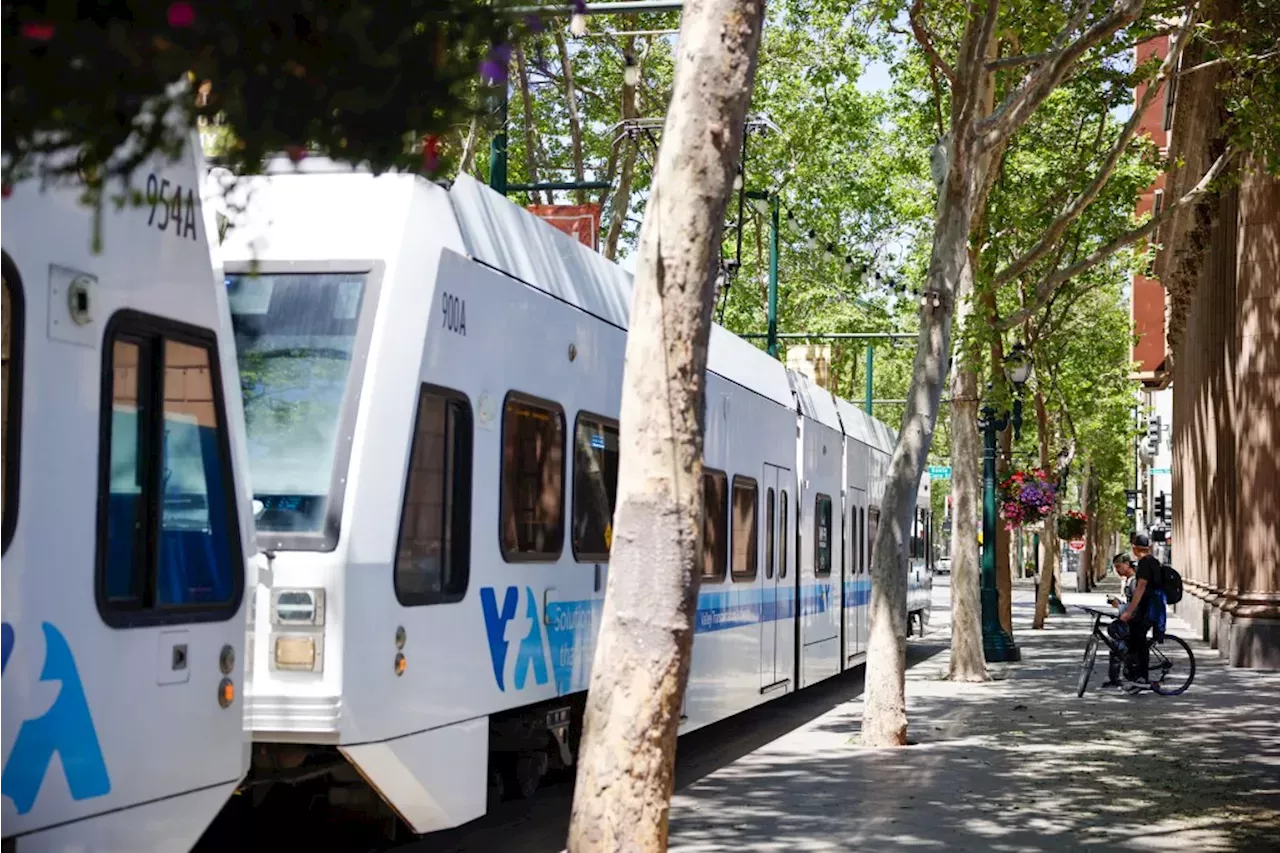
top-left (480, 587), bottom-right (549, 692)
top-left (1, 622), bottom-right (111, 815)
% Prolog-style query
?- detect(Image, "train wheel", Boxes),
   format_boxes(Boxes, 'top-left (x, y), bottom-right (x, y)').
top-left (504, 751), bottom-right (548, 800)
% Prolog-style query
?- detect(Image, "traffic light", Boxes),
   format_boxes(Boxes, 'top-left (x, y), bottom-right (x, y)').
top-left (1154, 493), bottom-right (1166, 523)
top-left (1161, 492), bottom-right (1172, 524)
top-left (1147, 416), bottom-right (1161, 454)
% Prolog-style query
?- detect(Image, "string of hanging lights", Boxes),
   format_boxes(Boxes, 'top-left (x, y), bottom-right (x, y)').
top-left (742, 196), bottom-right (920, 300)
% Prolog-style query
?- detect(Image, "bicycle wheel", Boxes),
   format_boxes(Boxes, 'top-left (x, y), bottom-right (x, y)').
top-left (1077, 634), bottom-right (1099, 697)
top-left (1150, 635), bottom-right (1195, 696)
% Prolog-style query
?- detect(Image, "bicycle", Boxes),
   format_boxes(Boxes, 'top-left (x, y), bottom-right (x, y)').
top-left (1076, 605), bottom-right (1195, 697)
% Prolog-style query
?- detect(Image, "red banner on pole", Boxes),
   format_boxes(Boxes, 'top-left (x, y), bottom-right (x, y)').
top-left (527, 204), bottom-right (602, 251)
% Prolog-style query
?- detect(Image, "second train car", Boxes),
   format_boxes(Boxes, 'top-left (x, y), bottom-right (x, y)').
top-left (210, 159), bottom-right (933, 835)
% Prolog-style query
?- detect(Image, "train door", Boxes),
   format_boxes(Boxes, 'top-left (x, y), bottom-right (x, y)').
top-left (760, 464), bottom-right (789, 692)
top-left (847, 487), bottom-right (867, 662)
top-left (1, 145), bottom-right (251, 852)
top-left (861, 505), bottom-right (878, 652)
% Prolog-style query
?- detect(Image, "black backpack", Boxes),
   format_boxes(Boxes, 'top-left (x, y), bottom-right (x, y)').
top-left (1160, 563), bottom-right (1183, 605)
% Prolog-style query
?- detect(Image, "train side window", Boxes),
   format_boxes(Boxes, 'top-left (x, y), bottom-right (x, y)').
top-left (97, 314), bottom-right (244, 625)
top-left (868, 506), bottom-right (880, 568)
top-left (500, 394), bottom-right (565, 561)
top-left (765, 488), bottom-right (775, 579)
top-left (859, 507), bottom-right (866, 574)
top-left (572, 414), bottom-right (619, 562)
top-left (702, 469), bottom-right (728, 582)
top-left (815, 494), bottom-right (833, 577)
top-left (730, 475), bottom-right (758, 581)
top-left (2, 254), bottom-right (23, 553)
top-left (395, 386), bottom-right (473, 605)
top-left (779, 490), bottom-right (788, 579)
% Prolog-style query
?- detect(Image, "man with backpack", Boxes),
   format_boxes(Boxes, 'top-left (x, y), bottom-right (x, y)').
top-left (1118, 533), bottom-right (1167, 685)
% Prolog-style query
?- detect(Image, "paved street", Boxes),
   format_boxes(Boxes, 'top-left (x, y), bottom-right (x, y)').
top-left (429, 573), bottom-right (1280, 852)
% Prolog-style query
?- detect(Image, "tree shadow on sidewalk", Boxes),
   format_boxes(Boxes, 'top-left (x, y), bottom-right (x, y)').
top-left (667, 605), bottom-right (1280, 852)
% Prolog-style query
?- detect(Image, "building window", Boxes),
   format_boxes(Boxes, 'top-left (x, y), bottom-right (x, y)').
top-left (702, 469), bottom-right (728, 581)
top-left (731, 475), bottom-right (758, 581)
top-left (765, 487), bottom-right (776, 578)
top-left (97, 314), bottom-right (244, 625)
top-left (572, 414), bottom-right (619, 562)
top-left (394, 386), bottom-right (472, 605)
top-left (2, 254), bottom-right (23, 553)
top-left (815, 493), bottom-right (833, 577)
top-left (779, 490), bottom-right (789, 579)
top-left (500, 394), bottom-right (565, 560)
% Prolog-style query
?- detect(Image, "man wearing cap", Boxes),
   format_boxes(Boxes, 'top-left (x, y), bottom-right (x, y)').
top-left (1119, 534), bottom-right (1161, 684)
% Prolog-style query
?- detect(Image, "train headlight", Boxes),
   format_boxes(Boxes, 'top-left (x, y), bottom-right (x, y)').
top-left (272, 634), bottom-right (323, 672)
top-left (271, 588), bottom-right (325, 626)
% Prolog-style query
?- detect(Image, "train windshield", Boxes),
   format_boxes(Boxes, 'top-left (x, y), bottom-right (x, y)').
top-left (227, 271), bottom-right (369, 541)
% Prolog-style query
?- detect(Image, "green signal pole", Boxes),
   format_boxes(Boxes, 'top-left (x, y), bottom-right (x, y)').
top-left (864, 345), bottom-right (874, 414)
top-left (767, 195), bottom-right (780, 357)
top-left (489, 81), bottom-right (508, 194)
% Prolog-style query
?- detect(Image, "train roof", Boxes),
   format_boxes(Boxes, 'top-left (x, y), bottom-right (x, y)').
top-left (787, 369), bottom-right (842, 432)
top-left (210, 162), bottom-right (902, 440)
top-left (450, 175), bottom-right (796, 409)
top-left (834, 397), bottom-right (892, 454)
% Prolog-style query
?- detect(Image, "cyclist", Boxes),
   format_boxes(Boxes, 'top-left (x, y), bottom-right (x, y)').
top-left (1101, 554), bottom-right (1136, 688)
top-left (1118, 533), bottom-right (1163, 686)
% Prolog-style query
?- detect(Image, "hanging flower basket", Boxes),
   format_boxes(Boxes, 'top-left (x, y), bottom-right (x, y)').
top-left (998, 468), bottom-right (1058, 531)
top-left (1057, 510), bottom-right (1087, 540)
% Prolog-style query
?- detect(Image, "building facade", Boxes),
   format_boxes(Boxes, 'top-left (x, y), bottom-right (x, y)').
top-left (1138, 22), bottom-right (1280, 668)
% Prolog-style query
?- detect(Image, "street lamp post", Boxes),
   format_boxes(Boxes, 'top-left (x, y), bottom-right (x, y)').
top-left (979, 343), bottom-right (1033, 663)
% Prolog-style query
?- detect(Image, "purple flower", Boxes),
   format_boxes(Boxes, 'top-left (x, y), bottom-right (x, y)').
top-left (524, 13), bottom-right (545, 32)
top-left (479, 44), bottom-right (512, 84)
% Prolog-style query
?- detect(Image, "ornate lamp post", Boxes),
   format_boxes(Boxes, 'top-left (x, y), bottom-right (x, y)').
top-left (978, 343), bottom-right (1032, 663)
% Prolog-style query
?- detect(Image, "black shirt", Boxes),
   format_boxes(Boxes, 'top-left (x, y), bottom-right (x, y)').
top-left (1134, 555), bottom-right (1161, 615)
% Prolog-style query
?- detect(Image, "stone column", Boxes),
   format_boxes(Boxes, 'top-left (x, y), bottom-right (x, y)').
top-left (1226, 162), bottom-right (1280, 668)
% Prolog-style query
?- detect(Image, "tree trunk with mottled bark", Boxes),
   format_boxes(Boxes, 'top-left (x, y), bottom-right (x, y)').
top-left (516, 43), bottom-right (546, 205)
top-left (1032, 390), bottom-right (1055, 628)
top-left (553, 30), bottom-right (587, 205)
top-left (604, 36), bottom-right (640, 261)
top-left (566, 0), bottom-right (766, 847)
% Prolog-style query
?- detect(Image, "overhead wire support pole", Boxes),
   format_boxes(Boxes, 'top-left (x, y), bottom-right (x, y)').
top-left (865, 344), bottom-right (874, 415)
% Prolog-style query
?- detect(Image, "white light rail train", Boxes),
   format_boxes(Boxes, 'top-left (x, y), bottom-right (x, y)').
top-left (214, 159), bottom-right (934, 837)
top-left (2, 139), bottom-right (255, 851)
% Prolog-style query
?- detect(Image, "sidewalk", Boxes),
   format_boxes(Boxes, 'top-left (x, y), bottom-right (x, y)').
top-left (667, 576), bottom-right (1280, 852)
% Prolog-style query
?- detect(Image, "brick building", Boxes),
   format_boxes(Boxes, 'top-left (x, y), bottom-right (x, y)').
top-left (1139, 24), bottom-right (1280, 668)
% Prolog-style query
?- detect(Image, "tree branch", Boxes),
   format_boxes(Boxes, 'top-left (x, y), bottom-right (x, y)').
top-left (985, 49), bottom-right (1057, 70)
top-left (910, 0), bottom-right (956, 83)
top-left (997, 147), bottom-right (1235, 331)
top-left (975, 0), bottom-right (1161, 149)
top-left (1178, 46), bottom-right (1280, 77)
top-left (992, 8), bottom-right (1198, 287)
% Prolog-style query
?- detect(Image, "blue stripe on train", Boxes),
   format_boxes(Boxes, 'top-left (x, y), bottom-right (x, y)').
top-left (693, 580), bottom-right (871, 634)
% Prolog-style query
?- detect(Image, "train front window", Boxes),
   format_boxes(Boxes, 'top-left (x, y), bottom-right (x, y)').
top-left (227, 271), bottom-right (369, 542)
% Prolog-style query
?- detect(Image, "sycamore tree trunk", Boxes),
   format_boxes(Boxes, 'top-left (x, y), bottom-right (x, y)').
top-left (566, 0), bottom-right (766, 847)
top-left (1032, 390), bottom-right (1055, 628)
top-left (864, 128), bottom-right (985, 741)
top-left (948, 253), bottom-right (987, 682)
top-left (553, 29), bottom-right (588, 204)
top-left (515, 43), bottom-right (546, 205)
top-left (603, 36), bottom-right (641, 261)
top-left (948, 366), bottom-right (985, 681)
